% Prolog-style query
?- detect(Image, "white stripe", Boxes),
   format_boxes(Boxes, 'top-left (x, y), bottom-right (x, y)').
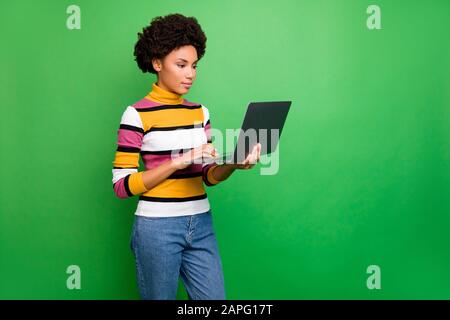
top-left (141, 127), bottom-right (207, 151)
top-left (202, 105), bottom-right (210, 124)
top-left (202, 105), bottom-right (214, 168)
top-left (135, 198), bottom-right (211, 217)
top-left (112, 168), bottom-right (138, 184)
top-left (120, 106), bottom-right (143, 129)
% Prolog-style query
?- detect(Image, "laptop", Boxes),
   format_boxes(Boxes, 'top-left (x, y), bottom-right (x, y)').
top-left (209, 101), bottom-right (292, 164)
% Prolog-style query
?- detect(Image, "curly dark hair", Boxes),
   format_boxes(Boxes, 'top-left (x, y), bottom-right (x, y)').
top-left (134, 13), bottom-right (207, 74)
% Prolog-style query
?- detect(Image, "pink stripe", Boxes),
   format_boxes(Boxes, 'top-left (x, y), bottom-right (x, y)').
top-left (182, 99), bottom-right (200, 106)
top-left (133, 98), bottom-right (162, 109)
top-left (204, 123), bottom-right (212, 140)
top-left (141, 153), bottom-right (204, 174)
top-left (114, 179), bottom-right (129, 199)
top-left (176, 163), bottom-right (202, 175)
top-left (117, 129), bottom-right (143, 148)
top-left (142, 153), bottom-right (173, 170)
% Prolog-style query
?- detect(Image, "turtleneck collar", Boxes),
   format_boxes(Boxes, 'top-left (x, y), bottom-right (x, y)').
top-left (145, 82), bottom-right (184, 105)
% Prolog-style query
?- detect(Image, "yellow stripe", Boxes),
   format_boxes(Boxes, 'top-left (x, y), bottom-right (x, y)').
top-left (128, 171), bottom-right (148, 195)
top-left (206, 164), bottom-right (221, 185)
top-left (142, 176), bottom-right (205, 198)
top-left (139, 107), bottom-right (204, 129)
top-left (146, 82), bottom-right (184, 105)
top-left (113, 151), bottom-right (139, 168)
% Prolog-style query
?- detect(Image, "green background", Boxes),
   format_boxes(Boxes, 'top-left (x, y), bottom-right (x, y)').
top-left (1, 0), bottom-right (449, 299)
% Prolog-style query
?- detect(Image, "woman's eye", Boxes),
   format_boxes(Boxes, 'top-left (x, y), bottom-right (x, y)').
top-left (177, 64), bottom-right (197, 69)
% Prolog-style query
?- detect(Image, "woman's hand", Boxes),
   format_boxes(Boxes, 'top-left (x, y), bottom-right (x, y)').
top-left (228, 143), bottom-right (261, 170)
top-left (171, 143), bottom-right (218, 170)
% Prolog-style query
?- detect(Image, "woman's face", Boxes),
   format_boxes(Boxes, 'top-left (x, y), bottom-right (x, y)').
top-left (152, 45), bottom-right (198, 95)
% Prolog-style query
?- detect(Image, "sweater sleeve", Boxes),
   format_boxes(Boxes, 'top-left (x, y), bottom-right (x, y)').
top-left (112, 106), bottom-right (149, 198)
top-left (201, 105), bottom-right (222, 186)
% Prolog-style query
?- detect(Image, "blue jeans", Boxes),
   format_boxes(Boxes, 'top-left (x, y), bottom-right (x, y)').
top-left (130, 210), bottom-right (226, 300)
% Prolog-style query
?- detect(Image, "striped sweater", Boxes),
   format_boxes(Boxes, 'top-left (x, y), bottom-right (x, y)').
top-left (112, 82), bottom-right (222, 217)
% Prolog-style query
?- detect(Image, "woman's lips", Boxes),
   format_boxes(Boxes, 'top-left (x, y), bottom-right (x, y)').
top-left (182, 83), bottom-right (192, 88)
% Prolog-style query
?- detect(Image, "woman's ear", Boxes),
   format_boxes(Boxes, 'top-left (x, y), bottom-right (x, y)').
top-left (152, 58), bottom-right (162, 72)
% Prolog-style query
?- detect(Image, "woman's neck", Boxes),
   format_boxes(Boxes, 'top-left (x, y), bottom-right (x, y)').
top-left (145, 82), bottom-right (184, 105)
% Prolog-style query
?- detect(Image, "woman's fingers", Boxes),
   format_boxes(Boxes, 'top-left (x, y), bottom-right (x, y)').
top-left (200, 144), bottom-right (219, 162)
top-left (249, 144), bottom-right (259, 164)
top-left (236, 143), bottom-right (261, 168)
top-left (255, 143), bottom-right (261, 162)
top-left (232, 143), bottom-right (262, 169)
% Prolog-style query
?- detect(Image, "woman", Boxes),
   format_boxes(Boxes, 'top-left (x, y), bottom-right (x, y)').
top-left (112, 13), bottom-right (261, 300)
